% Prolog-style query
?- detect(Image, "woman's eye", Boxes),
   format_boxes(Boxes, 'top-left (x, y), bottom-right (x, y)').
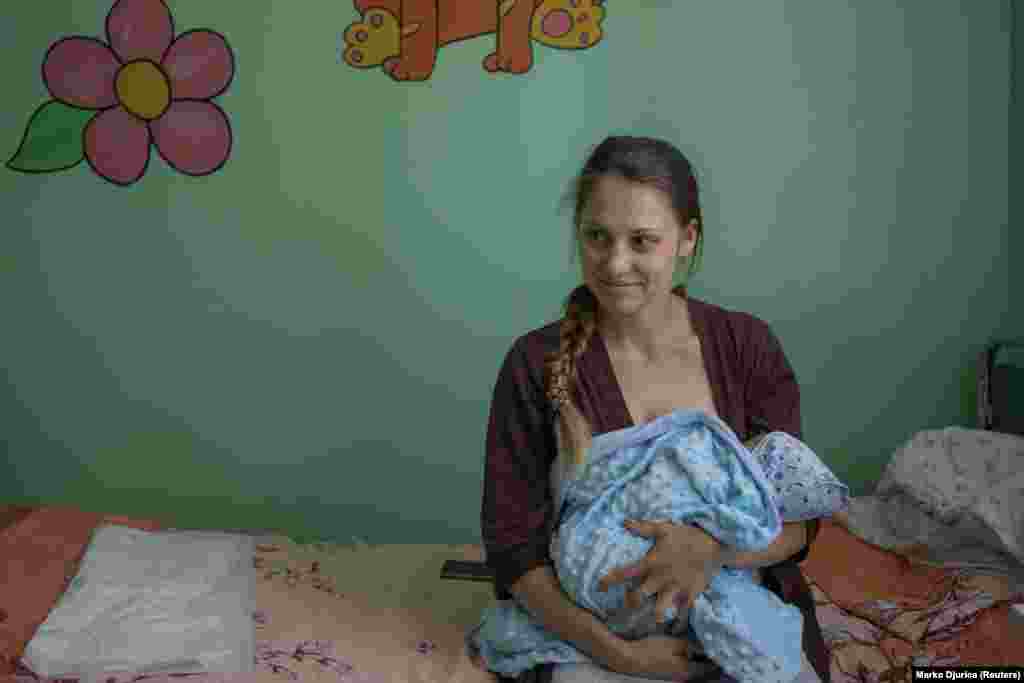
top-left (584, 231), bottom-right (655, 248)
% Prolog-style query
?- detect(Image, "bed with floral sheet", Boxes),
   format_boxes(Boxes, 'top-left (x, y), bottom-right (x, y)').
top-left (0, 505), bottom-right (496, 683)
top-left (2, 423), bottom-right (1023, 683)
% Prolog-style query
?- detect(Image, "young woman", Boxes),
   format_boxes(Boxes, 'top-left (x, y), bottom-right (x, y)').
top-left (480, 136), bottom-right (832, 683)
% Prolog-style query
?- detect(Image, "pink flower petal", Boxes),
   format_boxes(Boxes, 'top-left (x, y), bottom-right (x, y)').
top-left (106, 0), bottom-right (174, 64)
top-left (84, 106), bottom-right (152, 185)
top-left (163, 29), bottom-right (235, 100)
top-left (151, 100), bottom-right (232, 176)
top-left (42, 37), bottom-right (120, 109)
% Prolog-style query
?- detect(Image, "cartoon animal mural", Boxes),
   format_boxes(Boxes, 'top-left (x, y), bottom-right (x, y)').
top-left (6, 0), bottom-right (235, 187)
top-left (342, 0), bottom-right (606, 81)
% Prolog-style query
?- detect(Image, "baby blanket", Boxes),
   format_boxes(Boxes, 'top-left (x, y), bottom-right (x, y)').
top-left (467, 410), bottom-right (849, 683)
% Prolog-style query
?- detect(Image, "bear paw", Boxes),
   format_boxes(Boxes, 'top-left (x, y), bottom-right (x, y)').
top-left (342, 7), bottom-right (402, 68)
top-left (530, 0), bottom-right (606, 49)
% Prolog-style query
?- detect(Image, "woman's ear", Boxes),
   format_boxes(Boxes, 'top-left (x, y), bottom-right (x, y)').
top-left (678, 219), bottom-right (699, 257)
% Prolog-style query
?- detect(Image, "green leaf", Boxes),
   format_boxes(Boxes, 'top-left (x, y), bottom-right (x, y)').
top-left (6, 99), bottom-right (95, 173)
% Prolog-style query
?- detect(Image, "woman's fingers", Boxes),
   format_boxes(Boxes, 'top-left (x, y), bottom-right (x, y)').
top-left (626, 578), bottom-right (655, 610)
top-left (627, 571), bottom-right (677, 611)
top-left (598, 561), bottom-right (646, 592)
top-left (654, 585), bottom-right (683, 625)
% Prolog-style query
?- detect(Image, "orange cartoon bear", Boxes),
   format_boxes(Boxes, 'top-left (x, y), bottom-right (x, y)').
top-left (342, 0), bottom-right (606, 81)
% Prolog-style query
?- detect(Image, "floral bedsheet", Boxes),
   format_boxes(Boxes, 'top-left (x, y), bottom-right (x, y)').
top-left (800, 521), bottom-right (1024, 682)
top-left (6, 510), bottom-right (1023, 683)
top-left (10, 533), bottom-right (496, 683)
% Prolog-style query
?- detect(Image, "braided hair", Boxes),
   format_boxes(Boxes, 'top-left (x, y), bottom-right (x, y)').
top-left (544, 136), bottom-right (705, 465)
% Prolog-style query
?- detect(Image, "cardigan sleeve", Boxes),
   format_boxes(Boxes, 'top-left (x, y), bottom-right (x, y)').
top-left (744, 318), bottom-right (802, 441)
top-left (480, 338), bottom-right (559, 600)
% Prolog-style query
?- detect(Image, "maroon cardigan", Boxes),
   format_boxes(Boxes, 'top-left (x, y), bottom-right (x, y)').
top-left (480, 295), bottom-right (830, 683)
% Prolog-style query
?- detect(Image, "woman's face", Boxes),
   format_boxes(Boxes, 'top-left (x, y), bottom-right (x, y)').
top-left (577, 174), bottom-right (697, 318)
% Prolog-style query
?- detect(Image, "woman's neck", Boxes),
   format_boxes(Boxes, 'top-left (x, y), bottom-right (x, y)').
top-left (598, 291), bottom-right (695, 363)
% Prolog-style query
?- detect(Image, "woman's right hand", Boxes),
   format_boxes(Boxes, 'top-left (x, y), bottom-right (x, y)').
top-left (606, 634), bottom-right (709, 682)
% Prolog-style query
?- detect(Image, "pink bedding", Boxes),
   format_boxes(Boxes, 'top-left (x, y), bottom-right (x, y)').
top-left (3, 507), bottom-right (1022, 683)
top-left (799, 521), bottom-right (1024, 680)
top-left (0, 506), bottom-right (496, 683)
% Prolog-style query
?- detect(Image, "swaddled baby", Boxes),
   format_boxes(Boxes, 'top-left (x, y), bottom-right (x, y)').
top-left (466, 410), bottom-right (849, 683)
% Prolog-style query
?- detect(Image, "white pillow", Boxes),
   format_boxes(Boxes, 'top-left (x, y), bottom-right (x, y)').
top-left (22, 525), bottom-right (255, 679)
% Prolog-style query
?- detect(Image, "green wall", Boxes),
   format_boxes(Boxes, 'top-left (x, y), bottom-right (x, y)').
top-left (0, 1), bottom-right (1014, 544)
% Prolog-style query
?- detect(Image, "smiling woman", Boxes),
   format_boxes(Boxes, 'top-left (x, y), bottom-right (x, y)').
top-left (550, 146), bottom-right (706, 463)
top-left (577, 184), bottom-right (696, 300)
top-left (478, 135), bottom-right (832, 683)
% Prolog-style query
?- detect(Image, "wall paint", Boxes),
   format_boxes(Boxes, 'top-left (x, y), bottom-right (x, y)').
top-left (0, 1), bottom-right (1013, 544)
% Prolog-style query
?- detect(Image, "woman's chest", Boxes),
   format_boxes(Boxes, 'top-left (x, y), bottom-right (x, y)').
top-left (608, 344), bottom-right (719, 426)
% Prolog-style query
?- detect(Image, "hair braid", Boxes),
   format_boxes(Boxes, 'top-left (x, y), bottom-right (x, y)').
top-left (545, 285), bottom-right (599, 465)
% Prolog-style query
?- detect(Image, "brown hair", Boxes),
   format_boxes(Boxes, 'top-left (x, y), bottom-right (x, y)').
top-left (544, 136), bottom-right (706, 465)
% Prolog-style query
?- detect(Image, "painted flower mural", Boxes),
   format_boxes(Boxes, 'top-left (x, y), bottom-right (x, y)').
top-left (7, 0), bottom-right (235, 186)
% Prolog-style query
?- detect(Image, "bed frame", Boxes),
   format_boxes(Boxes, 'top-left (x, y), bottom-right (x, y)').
top-left (978, 338), bottom-right (1024, 437)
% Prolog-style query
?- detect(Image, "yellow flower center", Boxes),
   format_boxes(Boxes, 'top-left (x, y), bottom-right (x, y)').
top-left (115, 60), bottom-right (171, 121)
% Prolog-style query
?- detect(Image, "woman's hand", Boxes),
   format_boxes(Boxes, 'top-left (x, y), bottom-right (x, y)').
top-left (606, 634), bottom-right (714, 682)
top-left (597, 519), bottom-right (724, 626)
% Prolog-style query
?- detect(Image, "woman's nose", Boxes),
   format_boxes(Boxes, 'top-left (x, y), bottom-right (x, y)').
top-left (602, 245), bottom-right (633, 274)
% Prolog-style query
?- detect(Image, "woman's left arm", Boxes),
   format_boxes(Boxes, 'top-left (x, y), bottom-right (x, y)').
top-left (720, 522), bottom-right (808, 569)
top-left (740, 318), bottom-right (820, 567)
